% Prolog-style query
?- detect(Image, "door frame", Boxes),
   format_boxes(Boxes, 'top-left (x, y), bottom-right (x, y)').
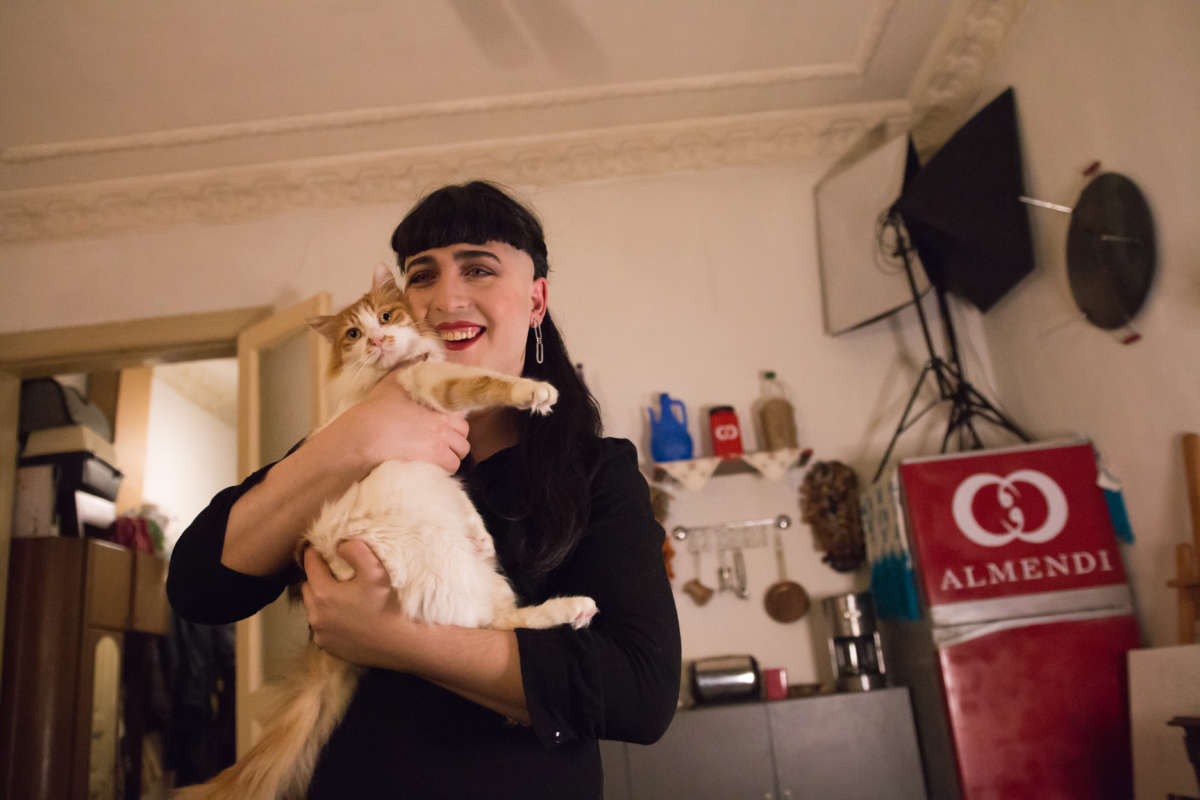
top-left (233, 294), bottom-right (330, 751)
top-left (0, 305), bottom-right (272, 686)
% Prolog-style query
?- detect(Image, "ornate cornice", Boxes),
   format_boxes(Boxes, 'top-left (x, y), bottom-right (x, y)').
top-left (2, 67), bottom-right (880, 168)
top-left (0, 101), bottom-right (912, 244)
top-left (908, 0), bottom-right (1031, 156)
top-left (0, 0), bottom-right (1046, 245)
top-left (1, 1), bottom-right (897, 168)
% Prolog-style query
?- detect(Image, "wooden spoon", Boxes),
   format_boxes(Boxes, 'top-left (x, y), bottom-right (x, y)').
top-left (764, 531), bottom-right (809, 622)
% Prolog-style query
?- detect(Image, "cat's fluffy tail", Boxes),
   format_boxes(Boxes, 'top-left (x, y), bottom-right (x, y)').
top-left (173, 645), bottom-right (361, 800)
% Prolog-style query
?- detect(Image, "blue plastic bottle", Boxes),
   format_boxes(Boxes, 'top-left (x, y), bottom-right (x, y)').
top-left (649, 393), bottom-right (694, 462)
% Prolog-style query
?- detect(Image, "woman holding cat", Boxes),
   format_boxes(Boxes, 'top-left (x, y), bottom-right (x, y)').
top-left (168, 181), bottom-right (681, 799)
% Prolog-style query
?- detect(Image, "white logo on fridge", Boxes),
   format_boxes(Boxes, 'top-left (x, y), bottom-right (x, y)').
top-left (951, 470), bottom-right (1069, 548)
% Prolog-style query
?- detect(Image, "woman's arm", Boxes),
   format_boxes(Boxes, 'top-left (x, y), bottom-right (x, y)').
top-left (514, 439), bottom-right (681, 745)
top-left (302, 541), bottom-right (531, 722)
top-left (168, 373), bottom-right (469, 624)
top-left (221, 373), bottom-right (470, 576)
top-left (299, 439), bottom-right (682, 744)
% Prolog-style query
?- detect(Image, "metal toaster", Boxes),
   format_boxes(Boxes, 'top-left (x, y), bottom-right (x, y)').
top-left (689, 655), bottom-right (761, 704)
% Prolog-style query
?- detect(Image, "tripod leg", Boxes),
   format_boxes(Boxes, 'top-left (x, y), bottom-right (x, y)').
top-left (963, 383), bottom-right (1032, 442)
top-left (874, 363), bottom-right (935, 483)
top-left (941, 399), bottom-right (960, 452)
top-left (940, 386), bottom-right (980, 452)
top-left (872, 213), bottom-right (1030, 462)
top-left (964, 413), bottom-right (984, 448)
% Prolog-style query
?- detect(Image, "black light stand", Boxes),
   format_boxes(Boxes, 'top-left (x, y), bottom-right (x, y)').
top-left (871, 210), bottom-right (1030, 483)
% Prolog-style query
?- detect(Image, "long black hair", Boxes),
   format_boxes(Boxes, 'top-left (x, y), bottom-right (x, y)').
top-left (390, 181), bottom-right (603, 578)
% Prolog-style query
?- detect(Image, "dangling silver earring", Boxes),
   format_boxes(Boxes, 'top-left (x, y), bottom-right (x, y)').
top-left (534, 322), bottom-right (544, 365)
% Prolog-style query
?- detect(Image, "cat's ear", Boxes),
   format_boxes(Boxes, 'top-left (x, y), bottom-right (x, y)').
top-left (306, 315), bottom-right (339, 341)
top-left (387, 262), bottom-right (407, 292)
top-left (371, 261), bottom-right (401, 294)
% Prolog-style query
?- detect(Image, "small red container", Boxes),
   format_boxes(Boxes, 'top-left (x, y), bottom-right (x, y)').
top-left (708, 406), bottom-right (744, 458)
top-left (763, 667), bottom-right (789, 701)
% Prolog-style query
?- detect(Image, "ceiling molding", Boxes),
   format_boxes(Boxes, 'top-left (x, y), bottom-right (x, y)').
top-left (0, 0), bottom-right (1042, 246)
top-left (852, 0), bottom-right (899, 73)
top-left (0, 101), bottom-right (913, 244)
top-left (1, 0), bottom-right (897, 168)
top-left (908, 0), bottom-right (1031, 156)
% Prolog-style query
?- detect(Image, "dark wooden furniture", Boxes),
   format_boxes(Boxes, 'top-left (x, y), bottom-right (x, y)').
top-left (0, 538), bottom-right (169, 800)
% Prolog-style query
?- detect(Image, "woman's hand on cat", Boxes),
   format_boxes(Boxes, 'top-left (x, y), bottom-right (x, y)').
top-left (326, 375), bottom-right (470, 474)
top-left (302, 540), bottom-right (417, 669)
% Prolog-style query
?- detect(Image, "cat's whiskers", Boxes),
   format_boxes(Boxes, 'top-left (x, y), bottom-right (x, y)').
top-left (345, 357), bottom-right (375, 390)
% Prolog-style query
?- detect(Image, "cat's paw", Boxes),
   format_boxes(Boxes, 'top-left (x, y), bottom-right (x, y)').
top-left (514, 379), bottom-right (558, 415)
top-left (563, 596), bottom-right (598, 629)
top-left (530, 383), bottom-right (558, 415)
top-left (327, 555), bottom-right (357, 582)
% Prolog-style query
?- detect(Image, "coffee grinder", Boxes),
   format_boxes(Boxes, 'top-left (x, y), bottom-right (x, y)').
top-left (822, 592), bottom-right (887, 692)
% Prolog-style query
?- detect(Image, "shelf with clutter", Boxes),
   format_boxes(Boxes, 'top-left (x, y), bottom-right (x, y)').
top-left (652, 447), bottom-right (813, 490)
top-left (647, 371), bottom-right (811, 492)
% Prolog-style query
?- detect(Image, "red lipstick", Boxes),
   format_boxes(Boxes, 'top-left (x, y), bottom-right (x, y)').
top-left (435, 321), bottom-right (485, 351)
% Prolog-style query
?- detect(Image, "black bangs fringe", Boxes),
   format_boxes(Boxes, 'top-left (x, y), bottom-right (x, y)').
top-left (391, 181), bottom-right (549, 279)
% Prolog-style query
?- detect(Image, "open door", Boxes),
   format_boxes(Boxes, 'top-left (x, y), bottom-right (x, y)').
top-left (234, 294), bottom-right (330, 755)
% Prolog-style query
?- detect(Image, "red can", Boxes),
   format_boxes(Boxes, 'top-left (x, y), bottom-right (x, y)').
top-left (708, 406), bottom-right (744, 458)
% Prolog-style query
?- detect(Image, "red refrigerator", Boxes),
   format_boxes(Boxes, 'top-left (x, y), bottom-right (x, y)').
top-left (867, 439), bottom-right (1141, 800)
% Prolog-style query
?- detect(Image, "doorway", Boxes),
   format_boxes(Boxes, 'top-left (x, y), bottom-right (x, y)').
top-left (0, 295), bottom-right (328, 796)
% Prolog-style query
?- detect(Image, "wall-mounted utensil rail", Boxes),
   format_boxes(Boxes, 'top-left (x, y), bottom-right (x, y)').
top-left (671, 514), bottom-right (791, 552)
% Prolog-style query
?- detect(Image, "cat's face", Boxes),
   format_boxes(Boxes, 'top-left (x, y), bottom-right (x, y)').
top-left (309, 263), bottom-right (442, 376)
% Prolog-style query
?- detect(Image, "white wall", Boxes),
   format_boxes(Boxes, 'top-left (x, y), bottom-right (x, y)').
top-left (528, 168), bottom-right (1005, 683)
top-left (142, 373), bottom-right (237, 550)
top-left (960, 0), bottom-right (1200, 651)
top-left (0, 162), bottom-right (994, 684)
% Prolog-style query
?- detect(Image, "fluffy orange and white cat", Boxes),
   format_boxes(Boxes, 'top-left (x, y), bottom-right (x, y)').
top-left (176, 264), bottom-right (597, 800)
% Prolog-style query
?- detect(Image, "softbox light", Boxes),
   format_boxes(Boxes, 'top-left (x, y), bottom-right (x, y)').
top-left (896, 88), bottom-right (1034, 312)
top-left (814, 127), bottom-right (928, 335)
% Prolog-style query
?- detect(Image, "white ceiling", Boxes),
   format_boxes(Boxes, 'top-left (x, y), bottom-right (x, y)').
top-left (0, 0), bottom-right (1028, 241)
top-left (154, 358), bottom-right (238, 428)
top-left (4, 0), bottom-right (922, 143)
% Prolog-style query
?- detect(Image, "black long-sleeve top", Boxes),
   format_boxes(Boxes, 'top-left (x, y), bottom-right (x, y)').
top-left (166, 437), bottom-right (681, 799)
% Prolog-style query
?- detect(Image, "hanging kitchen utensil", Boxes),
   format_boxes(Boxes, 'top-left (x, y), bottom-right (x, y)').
top-left (764, 528), bottom-right (809, 622)
top-left (680, 528), bottom-right (714, 606)
top-left (717, 548), bottom-right (734, 594)
top-left (732, 548), bottom-right (749, 599)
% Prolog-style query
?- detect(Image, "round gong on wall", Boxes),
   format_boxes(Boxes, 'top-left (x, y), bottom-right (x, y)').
top-left (1066, 173), bottom-right (1156, 330)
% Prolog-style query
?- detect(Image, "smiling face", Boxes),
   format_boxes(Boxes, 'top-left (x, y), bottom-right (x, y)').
top-left (403, 241), bottom-right (547, 376)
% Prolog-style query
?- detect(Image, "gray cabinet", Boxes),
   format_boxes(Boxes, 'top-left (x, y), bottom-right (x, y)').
top-left (599, 739), bottom-right (631, 800)
top-left (626, 702), bottom-right (776, 799)
top-left (604, 687), bottom-right (926, 800)
top-left (769, 688), bottom-right (926, 799)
